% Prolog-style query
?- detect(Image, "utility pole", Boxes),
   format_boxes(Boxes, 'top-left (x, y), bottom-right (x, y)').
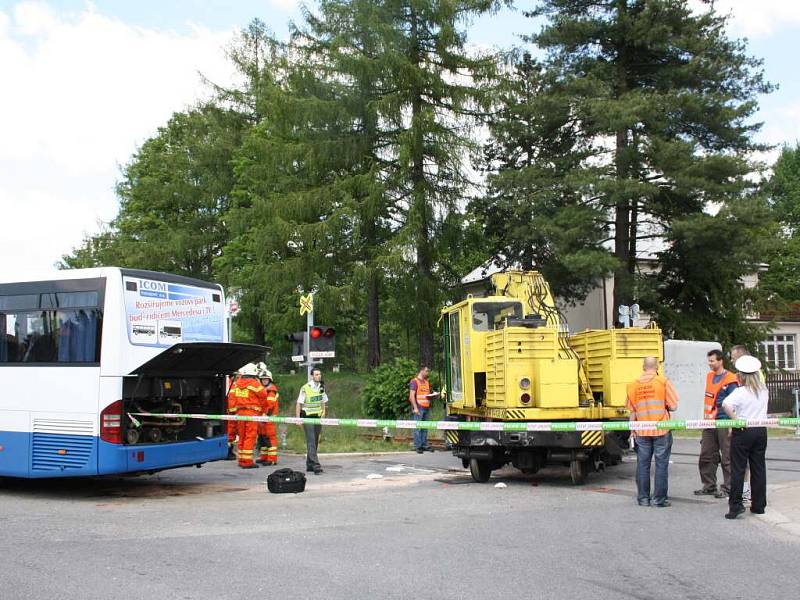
top-left (306, 293), bottom-right (314, 380)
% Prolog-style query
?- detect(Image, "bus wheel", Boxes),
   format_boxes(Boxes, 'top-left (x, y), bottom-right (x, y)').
top-left (569, 457), bottom-right (588, 485)
top-left (469, 458), bottom-right (491, 483)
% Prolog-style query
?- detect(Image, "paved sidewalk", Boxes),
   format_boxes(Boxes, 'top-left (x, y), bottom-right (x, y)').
top-left (762, 481), bottom-right (800, 537)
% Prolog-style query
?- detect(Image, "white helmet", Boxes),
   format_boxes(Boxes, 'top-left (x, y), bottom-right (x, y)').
top-left (238, 362), bottom-right (260, 377)
top-left (254, 362), bottom-right (272, 379)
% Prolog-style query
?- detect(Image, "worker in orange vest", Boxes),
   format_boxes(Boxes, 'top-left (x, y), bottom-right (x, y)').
top-left (226, 362), bottom-right (267, 469)
top-left (256, 364), bottom-right (280, 465)
top-left (695, 349), bottom-right (739, 498)
top-left (409, 365), bottom-right (439, 454)
top-left (626, 356), bottom-right (679, 507)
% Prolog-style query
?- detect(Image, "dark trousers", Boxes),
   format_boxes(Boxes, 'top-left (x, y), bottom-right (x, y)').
top-left (699, 427), bottom-right (731, 492)
top-left (729, 428), bottom-right (767, 513)
top-left (303, 422), bottom-right (322, 471)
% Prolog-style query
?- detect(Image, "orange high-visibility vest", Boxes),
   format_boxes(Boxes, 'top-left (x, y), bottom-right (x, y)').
top-left (227, 378), bottom-right (266, 414)
top-left (411, 377), bottom-right (431, 409)
top-left (704, 370), bottom-right (738, 419)
top-left (626, 375), bottom-right (671, 437)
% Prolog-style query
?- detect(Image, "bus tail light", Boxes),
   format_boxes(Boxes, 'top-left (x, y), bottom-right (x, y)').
top-left (520, 393), bottom-right (531, 404)
top-left (100, 400), bottom-right (124, 444)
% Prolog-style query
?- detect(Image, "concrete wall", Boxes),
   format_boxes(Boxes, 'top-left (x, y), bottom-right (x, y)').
top-left (662, 339), bottom-right (721, 421)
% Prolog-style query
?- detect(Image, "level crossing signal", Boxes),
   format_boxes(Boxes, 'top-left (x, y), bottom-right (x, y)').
top-left (309, 326), bottom-right (335, 358)
top-left (286, 332), bottom-right (305, 358)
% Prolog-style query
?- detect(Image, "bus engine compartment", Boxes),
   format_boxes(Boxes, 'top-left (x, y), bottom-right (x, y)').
top-left (120, 342), bottom-right (269, 446)
top-left (122, 375), bottom-right (226, 444)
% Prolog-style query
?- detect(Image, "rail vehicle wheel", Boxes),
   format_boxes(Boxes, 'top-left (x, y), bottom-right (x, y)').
top-left (469, 458), bottom-right (492, 483)
top-left (569, 457), bottom-right (588, 485)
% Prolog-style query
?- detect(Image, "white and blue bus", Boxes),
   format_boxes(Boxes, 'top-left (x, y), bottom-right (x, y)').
top-left (0, 267), bottom-right (265, 478)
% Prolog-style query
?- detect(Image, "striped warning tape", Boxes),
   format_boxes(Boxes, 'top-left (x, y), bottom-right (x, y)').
top-left (130, 413), bottom-right (800, 432)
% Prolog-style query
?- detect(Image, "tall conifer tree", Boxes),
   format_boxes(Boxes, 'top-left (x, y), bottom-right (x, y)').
top-left (490, 1), bottom-right (772, 318)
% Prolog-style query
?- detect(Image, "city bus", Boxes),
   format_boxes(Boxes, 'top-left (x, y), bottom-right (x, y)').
top-left (0, 267), bottom-right (266, 478)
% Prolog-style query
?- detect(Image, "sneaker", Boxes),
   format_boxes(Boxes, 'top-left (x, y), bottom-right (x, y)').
top-left (423, 446), bottom-right (434, 452)
top-left (694, 487), bottom-right (717, 496)
top-left (652, 501), bottom-right (672, 508)
top-left (725, 507), bottom-right (745, 519)
top-left (313, 467), bottom-right (323, 475)
top-left (742, 483), bottom-right (752, 505)
top-left (416, 448), bottom-right (424, 454)
top-left (638, 500), bottom-right (651, 507)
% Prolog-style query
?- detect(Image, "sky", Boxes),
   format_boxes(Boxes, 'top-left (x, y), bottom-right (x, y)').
top-left (1, 0), bottom-right (800, 282)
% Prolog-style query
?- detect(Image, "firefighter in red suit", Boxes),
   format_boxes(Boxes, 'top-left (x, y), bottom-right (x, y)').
top-left (226, 363), bottom-right (267, 469)
top-left (225, 375), bottom-right (238, 460)
top-left (256, 364), bottom-right (280, 465)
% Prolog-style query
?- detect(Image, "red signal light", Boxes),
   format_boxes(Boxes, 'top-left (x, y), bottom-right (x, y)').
top-left (520, 393), bottom-right (531, 404)
top-left (323, 328), bottom-right (335, 338)
top-left (310, 326), bottom-right (323, 339)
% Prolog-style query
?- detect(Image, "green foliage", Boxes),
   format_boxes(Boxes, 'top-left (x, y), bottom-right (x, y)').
top-left (641, 195), bottom-right (777, 350)
top-left (360, 358), bottom-right (418, 419)
top-left (61, 104), bottom-right (246, 279)
top-left (475, 52), bottom-right (618, 301)
top-left (504, 0), bottom-right (774, 310)
top-left (760, 144), bottom-right (800, 304)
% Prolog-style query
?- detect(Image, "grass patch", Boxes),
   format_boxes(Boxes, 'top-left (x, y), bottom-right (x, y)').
top-left (270, 370), bottom-right (445, 453)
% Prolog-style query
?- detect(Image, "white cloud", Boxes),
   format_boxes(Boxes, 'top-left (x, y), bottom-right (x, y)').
top-left (691, 0), bottom-right (800, 38)
top-left (0, 1), bottom-right (238, 275)
top-left (269, 0), bottom-right (302, 11)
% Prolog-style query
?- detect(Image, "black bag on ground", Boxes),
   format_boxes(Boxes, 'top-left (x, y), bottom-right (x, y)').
top-left (267, 468), bottom-right (306, 494)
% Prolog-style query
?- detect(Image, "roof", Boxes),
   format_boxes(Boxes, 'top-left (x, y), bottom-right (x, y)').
top-left (756, 303), bottom-right (800, 323)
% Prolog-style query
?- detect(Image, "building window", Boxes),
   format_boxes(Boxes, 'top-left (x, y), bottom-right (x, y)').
top-left (761, 334), bottom-right (797, 370)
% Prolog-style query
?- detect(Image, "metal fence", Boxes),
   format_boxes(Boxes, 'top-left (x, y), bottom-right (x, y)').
top-left (765, 371), bottom-right (800, 415)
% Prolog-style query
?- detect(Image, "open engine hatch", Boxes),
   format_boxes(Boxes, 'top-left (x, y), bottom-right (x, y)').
top-left (128, 342), bottom-right (269, 377)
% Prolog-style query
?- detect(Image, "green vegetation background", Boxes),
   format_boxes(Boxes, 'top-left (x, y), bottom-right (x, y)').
top-left (269, 370), bottom-right (446, 454)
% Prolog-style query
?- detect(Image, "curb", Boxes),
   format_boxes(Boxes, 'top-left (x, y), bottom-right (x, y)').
top-left (754, 481), bottom-right (800, 538)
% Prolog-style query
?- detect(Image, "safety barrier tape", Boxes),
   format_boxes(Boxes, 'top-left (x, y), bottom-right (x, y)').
top-left (130, 413), bottom-right (800, 432)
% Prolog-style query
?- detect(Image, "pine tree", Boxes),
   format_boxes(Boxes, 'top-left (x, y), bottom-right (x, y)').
top-left (376, 0), bottom-right (507, 366)
top-left (475, 52), bottom-right (617, 301)
top-left (521, 0), bottom-right (773, 313)
top-left (291, 0), bottom-right (396, 369)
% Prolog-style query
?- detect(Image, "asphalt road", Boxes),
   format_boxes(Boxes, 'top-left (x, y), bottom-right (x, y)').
top-left (1, 437), bottom-right (799, 600)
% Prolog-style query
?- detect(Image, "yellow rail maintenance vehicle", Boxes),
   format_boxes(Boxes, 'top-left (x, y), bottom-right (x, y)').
top-left (441, 270), bottom-right (663, 484)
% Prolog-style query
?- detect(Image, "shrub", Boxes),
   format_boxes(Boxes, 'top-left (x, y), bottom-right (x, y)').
top-left (360, 358), bottom-right (418, 419)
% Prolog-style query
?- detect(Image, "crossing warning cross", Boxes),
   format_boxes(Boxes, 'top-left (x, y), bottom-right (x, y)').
top-left (299, 294), bottom-right (314, 316)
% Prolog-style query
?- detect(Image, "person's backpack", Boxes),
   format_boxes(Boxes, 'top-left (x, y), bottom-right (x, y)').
top-left (267, 468), bottom-right (306, 494)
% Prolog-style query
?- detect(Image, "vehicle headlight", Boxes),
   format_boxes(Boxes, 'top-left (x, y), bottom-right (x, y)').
top-left (519, 377), bottom-right (531, 390)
